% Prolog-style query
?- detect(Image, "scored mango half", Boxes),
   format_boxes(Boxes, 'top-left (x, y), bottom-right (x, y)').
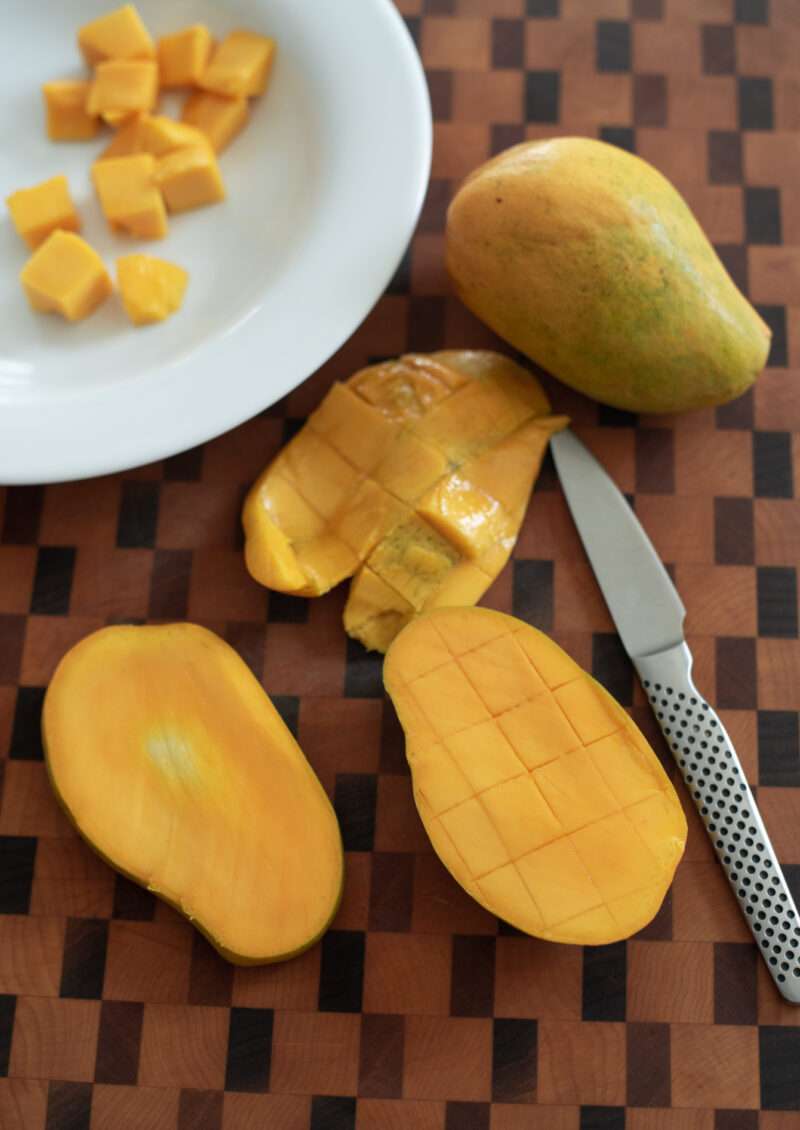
top-left (383, 606), bottom-right (688, 945)
top-left (243, 350), bottom-right (568, 651)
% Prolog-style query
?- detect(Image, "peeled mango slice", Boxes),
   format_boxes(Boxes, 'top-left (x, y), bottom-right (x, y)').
top-left (243, 350), bottom-right (568, 651)
top-left (383, 606), bottom-right (687, 945)
top-left (445, 138), bottom-right (771, 414)
top-left (42, 623), bottom-right (344, 964)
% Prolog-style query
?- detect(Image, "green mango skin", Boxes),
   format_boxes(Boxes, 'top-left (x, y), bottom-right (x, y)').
top-left (445, 138), bottom-right (771, 414)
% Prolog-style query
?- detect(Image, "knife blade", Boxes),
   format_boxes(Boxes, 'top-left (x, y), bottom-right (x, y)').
top-left (549, 427), bottom-right (800, 1004)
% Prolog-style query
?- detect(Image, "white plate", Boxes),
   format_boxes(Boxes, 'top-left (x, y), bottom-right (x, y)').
top-left (0, 0), bottom-right (431, 484)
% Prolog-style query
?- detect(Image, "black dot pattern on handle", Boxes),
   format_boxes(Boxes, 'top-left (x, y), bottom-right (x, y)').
top-left (643, 679), bottom-right (800, 985)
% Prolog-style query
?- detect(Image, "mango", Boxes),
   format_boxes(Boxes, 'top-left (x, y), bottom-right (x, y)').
top-left (445, 137), bottom-right (771, 414)
top-left (42, 623), bottom-right (344, 964)
top-left (157, 25), bottom-right (214, 88)
top-left (242, 351), bottom-right (567, 652)
top-left (155, 145), bottom-right (226, 213)
top-left (116, 254), bottom-right (188, 325)
top-left (92, 153), bottom-right (168, 239)
top-left (86, 59), bottom-right (159, 121)
top-left (19, 231), bottom-right (112, 322)
top-left (181, 90), bottom-right (249, 154)
top-left (7, 174), bottom-right (81, 250)
top-left (141, 115), bottom-right (209, 157)
top-left (77, 4), bottom-right (155, 65)
top-left (199, 30), bottom-right (276, 98)
top-left (98, 113), bottom-right (149, 160)
top-left (42, 80), bottom-right (99, 141)
top-left (384, 606), bottom-right (687, 944)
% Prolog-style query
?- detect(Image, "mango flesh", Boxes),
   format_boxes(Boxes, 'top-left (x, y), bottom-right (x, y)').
top-left (383, 606), bottom-right (687, 945)
top-left (445, 137), bottom-right (771, 414)
top-left (199, 31), bottom-right (276, 98)
top-left (6, 174), bottom-right (81, 250)
top-left (91, 153), bottom-right (168, 240)
top-left (155, 145), bottom-right (226, 213)
top-left (19, 231), bottom-right (112, 322)
top-left (181, 90), bottom-right (249, 154)
top-left (77, 4), bottom-right (155, 65)
top-left (157, 25), bottom-right (214, 88)
top-left (116, 254), bottom-right (188, 325)
top-left (242, 350), bottom-right (567, 651)
top-left (42, 80), bottom-right (99, 141)
top-left (42, 623), bottom-right (344, 964)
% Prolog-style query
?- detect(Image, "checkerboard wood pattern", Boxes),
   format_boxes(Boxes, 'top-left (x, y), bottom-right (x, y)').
top-left (2, 1), bottom-right (800, 1126)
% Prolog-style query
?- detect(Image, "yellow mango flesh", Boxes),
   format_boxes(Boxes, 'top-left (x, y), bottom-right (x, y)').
top-left (199, 31), bottom-right (276, 98)
top-left (42, 80), bottom-right (99, 141)
top-left (142, 116), bottom-right (209, 156)
top-left (116, 254), bottom-right (188, 325)
top-left (42, 623), bottom-right (344, 964)
top-left (155, 146), bottom-right (226, 213)
top-left (77, 4), bottom-right (155, 65)
top-left (7, 174), bottom-right (81, 250)
top-left (19, 230), bottom-right (112, 322)
top-left (157, 25), bottom-right (214, 88)
top-left (92, 153), bottom-right (168, 239)
top-left (181, 91), bottom-right (249, 154)
top-left (383, 607), bottom-right (687, 945)
top-left (242, 351), bottom-right (567, 651)
top-left (445, 137), bottom-right (771, 414)
top-left (86, 59), bottom-right (159, 119)
top-left (98, 113), bottom-right (149, 160)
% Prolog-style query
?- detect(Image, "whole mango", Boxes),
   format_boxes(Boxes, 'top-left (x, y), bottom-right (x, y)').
top-left (444, 137), bottom-right (771, 414)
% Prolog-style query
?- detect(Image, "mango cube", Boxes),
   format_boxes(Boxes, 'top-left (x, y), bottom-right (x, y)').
top-left (87, 60), bottom-right (159, 120)
top-left (142, 115), bottom-right (209, 156)
top-left (20, 231), bottom-right (112, 322)
top-left (101, 110), bottom-right (138, 129)
top-left (98, 113), bottom-right (148, 159)
top-left (6, 175), bottom-right (81, 250)
top-left (157, 25), bottom-right (214, 88)
top-left (199, 30), bottom-right (275, 98)
top-left (42, 80), bottom-right (98, 140)
top-left (92, 154), bottom-right (168, 239)
top-left (155, 146), bottom-right (225, 213)
top-left (181, 90), bottom-right (248, 154)
top-left (77, 5), bottom-right (155, 65)
top-left (117, 254), bottom-right (188, 325)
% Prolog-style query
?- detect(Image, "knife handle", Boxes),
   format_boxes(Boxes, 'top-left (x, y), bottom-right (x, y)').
top-left (634, 641), bottom-right (800, 1004)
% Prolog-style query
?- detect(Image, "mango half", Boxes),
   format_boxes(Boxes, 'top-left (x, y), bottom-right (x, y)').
top-left (243, 350), bottom-right (567, 652)
top-left (384, 606), bottom-right (687, 945)
top-left (445, 137), bottom-right (771, 414)
top-left (42, 623), bottom-right (343, 964)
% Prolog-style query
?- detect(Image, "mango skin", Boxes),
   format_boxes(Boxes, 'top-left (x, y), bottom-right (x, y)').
top-left (445, 137), bottom-right (771, 414)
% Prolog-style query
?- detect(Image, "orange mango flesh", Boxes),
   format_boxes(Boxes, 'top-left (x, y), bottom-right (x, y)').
top-left (91, 153), bottom-right (168, 239)
top-left (86, 59), bottom-right (159, 119)
top-left (99, 113), bottom-right (149, 159)
top-left (383, 607), bottom-right (687, 945)
top-left (199, 31), bottom-right (276, 98)
top-left (77, 4), bottom-right (155, 65)
top-left (157, 25), bottom-right (214, 88)
top-left (116, 254), bottom-right (189, 325)
top-left (6, 174), bottom-right (81, 250)
top-left (242, 351), bottom-right (568, 652)
top-left (42, 623), bottom-right (344, 964)
top-left (155, 145), bottom-right (226, 213)
top-left (19, 231), bottom-right (112, 322)
top-left (181, 91), bottom-right (249, 154)
top-left (42, 80), bottom-right (99, 141)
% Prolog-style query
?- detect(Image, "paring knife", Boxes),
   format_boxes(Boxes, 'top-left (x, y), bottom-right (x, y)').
top-left (549, 428), bottom-right (800, 1004)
